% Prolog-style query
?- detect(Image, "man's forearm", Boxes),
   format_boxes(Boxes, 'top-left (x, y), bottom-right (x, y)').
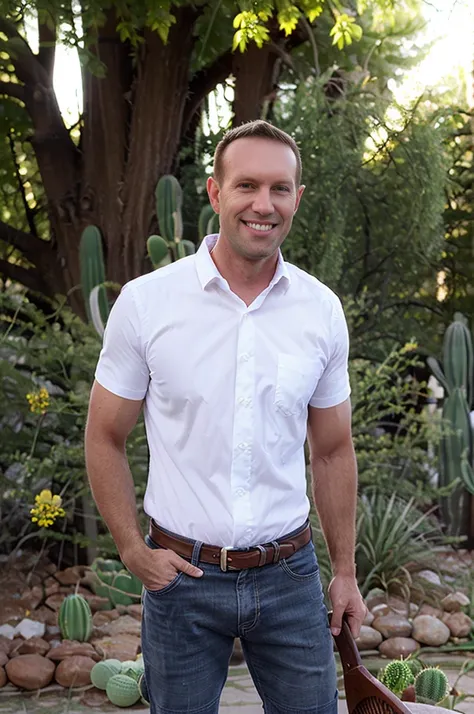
top-left (310, 441), bottom-right (358, 576)
top-left (85, 435), bottom-right (145, 560)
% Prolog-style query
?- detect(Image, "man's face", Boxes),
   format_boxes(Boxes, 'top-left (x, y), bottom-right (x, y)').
top-left (207, 137), bottom-right (305, 261)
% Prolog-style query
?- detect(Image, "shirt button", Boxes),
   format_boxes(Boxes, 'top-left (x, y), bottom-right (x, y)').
top-left (240, 353), bottom-right (249, 362)
top-left (238, 442), bottom-right (248, 450)
top-left (235, 488), bottom-right (246, 497)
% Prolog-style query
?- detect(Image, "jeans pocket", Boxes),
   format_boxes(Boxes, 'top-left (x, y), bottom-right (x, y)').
top-left (279, 541), bottom-right (320, 581)
top-left (143, 534), bottom-right (184, 596)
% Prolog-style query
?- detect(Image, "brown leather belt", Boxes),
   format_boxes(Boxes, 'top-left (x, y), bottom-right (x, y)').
top-left (149, 520), bottom-right (312, 572)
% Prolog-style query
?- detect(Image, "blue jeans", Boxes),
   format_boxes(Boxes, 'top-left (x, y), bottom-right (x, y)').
top-left (141, 525), bottom-right (337, 714)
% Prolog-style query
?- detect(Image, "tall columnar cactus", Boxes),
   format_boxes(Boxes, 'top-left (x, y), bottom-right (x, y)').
top-left (152, 175), bottom-right (196, 264)
top-left (198, 204), bottom-right (220, 244)
top-left (379, 660), bottom-right (414, 695)
top-left (79, 226), bottom-right (109, 330)
top-left (414, 667), bottom-right (449, 704)
top-left (429, 313), bottom-right (474, 536)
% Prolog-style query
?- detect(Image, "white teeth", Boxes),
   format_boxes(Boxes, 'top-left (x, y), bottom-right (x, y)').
top-left (246, 222), bottom-right (273, 232)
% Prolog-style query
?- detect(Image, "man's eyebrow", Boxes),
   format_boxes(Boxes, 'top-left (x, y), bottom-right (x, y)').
top-left (233, 176), bottom-right (293, 185)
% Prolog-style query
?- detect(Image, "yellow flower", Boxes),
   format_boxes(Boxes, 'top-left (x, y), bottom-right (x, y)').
top-left (401, 341), bottom-right (418, 354)
top-left (26, 387), bottom-right (50, 414)
top-left (30, 489), bottom-right (65, 529)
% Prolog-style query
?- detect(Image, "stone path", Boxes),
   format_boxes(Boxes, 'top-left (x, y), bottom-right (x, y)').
top-left (0, 656), bottom-right (473, 714)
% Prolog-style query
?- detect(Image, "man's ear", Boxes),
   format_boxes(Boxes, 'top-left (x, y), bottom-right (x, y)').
top-left (207, 176), bottom-right (221, 214)
top-left (294, 184), bottom-right (305, 213)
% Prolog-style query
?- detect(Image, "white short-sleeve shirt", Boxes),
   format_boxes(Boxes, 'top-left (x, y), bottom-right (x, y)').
top-left (95, 234), bottom-right (351, 547)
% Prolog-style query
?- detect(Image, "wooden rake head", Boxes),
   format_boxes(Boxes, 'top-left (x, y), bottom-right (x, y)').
top-left (330, 614), bottom-right (412, 714)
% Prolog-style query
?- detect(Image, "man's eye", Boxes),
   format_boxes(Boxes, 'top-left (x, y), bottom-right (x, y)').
top-left (274, 185), bottom-right (290, 192)
top-left (238, 183), bottom-right (253, 189)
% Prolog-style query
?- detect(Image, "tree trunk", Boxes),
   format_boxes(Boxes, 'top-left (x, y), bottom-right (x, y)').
top-left (232, 42), bottom-right (280, 126)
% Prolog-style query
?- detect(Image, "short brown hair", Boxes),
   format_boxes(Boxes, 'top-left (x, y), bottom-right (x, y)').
top-left (213, 120), bottom-right (302, 185)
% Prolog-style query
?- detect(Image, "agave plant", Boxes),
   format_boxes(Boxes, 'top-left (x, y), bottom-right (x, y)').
top-left (355, 490), bottom-right (446, 598)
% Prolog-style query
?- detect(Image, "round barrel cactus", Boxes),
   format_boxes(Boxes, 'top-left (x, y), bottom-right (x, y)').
top-left (90, 659), bottom-right (122, 690)
top-left (58, 593), bottom-right (92, 642)
top-left (120, 660), bottom-right (143, 681)
top-left (138, 673), bottom-right (150, 705)
top-left (415, 667), bottom-right (449, 704)
top-left (380, 660), bottom-right (413, 695)
top-left (106, 673), bottom-right (141, 707)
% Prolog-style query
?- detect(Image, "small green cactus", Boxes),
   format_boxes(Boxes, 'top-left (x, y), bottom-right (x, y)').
top-left (414, 667), bottom-right (449, 704)
top-left (147, 234), bottom-right (169, 268)
top-left (405, 656), bottom-right (423, 678)
top-left (380, 660), bottom-right (414, 695)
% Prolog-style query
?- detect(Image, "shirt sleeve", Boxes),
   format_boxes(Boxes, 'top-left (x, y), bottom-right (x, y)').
top-left (309, 298), bottom-right (351, 409)
top-left (94, 283), bottom-right (150, 400)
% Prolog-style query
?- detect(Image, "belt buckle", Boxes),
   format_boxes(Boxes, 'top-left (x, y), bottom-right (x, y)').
top-left (220, 546), bottom-right (234, 572)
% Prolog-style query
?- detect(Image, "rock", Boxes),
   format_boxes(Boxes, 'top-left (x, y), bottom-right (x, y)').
top-left (0, 666), bottom-right (6, 688)
top-left (20, 586), bottom-right (43, 611)
top-left (13, 618), bottom-right (46, 640)
top-left (107, 615), bottom-right (141, 638)
top-left (388, 598), bottom-right (418, 618)
top-left (29, 606), bottom-right (58, 626)
top-left (418, 570), bottom-right (441, 586)
top-left (46, 640), bottom-right (100, 662)
top-left (441, 592), bottom-right (470, 613)
top-left (55, 655), bottom-right (95, 688)
top-left (9, 638), bottom-right (23, 654)
top-left (127, 604), bottom-right (143, 621)
top-left (54, 566), bottom-right (83, 586)
top-left (44, 562), bottom-right (57, 575)
top-left (412, 615), bottom-right (450, 646)
top-left (401, 685), bottom-right (416, 702)
top-left (5, 654), bottom-right (55, 690)
top-left (0, 603), bottom-right (26, 626)
top-left (44, 625), bottom-right (61, 641)
top-left (365, 588), bottom-right (386, 611)
top-left (363, 611), bottom-right (375, 626)
top-left (10, 637), bottom-right (50, 657)
top-left (79, 686), bottom-right (109, 707)
top-left (92, 633), bottom-right (141, 661)
top-left (372, 613), bottom-right (412, 639)
top-left (0, 626), bottom-right (15, 641)
top-left (44, 593), bottom-right (65, 611)
top-left (0, 636), bottom-right (11, 654)
top-left (371, 603), bottom-right (391, 618)
top-left (92, 612), bottom-right (113, 628)
top-left (44, 578), bottom-right (60, 597)
top-left (355, 626), bottom-right (383, 651)
top-left (378, 637), bottom-right (420, 659)
top-left (0, 651), bottom-right (8, 667)
top-left (82, 595), bottom-right (110, 612)
top-left (417, 604), bottom-right (443, 619)
top-left (445, 612), bottom-right (473, 638)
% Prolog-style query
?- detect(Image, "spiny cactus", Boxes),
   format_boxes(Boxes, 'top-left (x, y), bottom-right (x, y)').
top-left (79, 225), bottom-right (109, 328)
top-left (379, 660), bottom-right (414, 695)
top-left (428, 313), bottom-right (473, 408)
top-left (58, 593), bottom-right (92, 642)
top-left (414, 667), bottom-right (449, 704)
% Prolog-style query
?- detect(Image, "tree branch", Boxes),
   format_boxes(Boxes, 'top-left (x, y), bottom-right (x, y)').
top-left (0, 17), bottom-right (50, 86)
top-left (8, 134), bottom-right (38, 238)
top-left (0, 259), bottom-right (50, 295)
top-left (181, 49), bottom-right (233, 139)
top-left (0, 219), bottom-right (50, 266)
top-left (0, 80), bottom-right (25, 101)
top-left (38, 17), bottom-right (56, 80)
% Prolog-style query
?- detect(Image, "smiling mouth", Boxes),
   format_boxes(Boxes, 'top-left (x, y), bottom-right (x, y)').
top-left (241, 220), bottom-right (277, 232)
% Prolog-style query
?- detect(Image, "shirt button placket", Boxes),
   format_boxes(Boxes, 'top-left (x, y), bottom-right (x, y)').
top-left (231, 311), bottom-right (255, 545)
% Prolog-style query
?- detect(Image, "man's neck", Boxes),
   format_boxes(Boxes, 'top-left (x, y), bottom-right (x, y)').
top-left (210, 239), bottom-right (279, 306)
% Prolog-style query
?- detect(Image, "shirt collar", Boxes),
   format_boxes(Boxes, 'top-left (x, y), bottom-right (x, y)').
top-left (195, 234), bottom-right (291, 292)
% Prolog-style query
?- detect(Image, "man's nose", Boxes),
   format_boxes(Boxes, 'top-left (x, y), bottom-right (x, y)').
top-left (252, 188), bottom-right (274, 215)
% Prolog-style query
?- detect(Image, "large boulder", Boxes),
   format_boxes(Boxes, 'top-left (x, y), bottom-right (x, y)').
top-left (412, 615), bottom-right (450, 646)
top-left (441, 592), bottom-right (470, 613)
top-left (445, 612), bottom-right (473, 638)
top-left (355, 626), bottom-right (383, 651)
top-left (372, 613), bottom-right (412, 639)
top-left (378, 637), bottom-right (420, 659)
top-left (55, 655), bottom-right (95, 688)
top-left (5, 654), bottom-right (55, 690)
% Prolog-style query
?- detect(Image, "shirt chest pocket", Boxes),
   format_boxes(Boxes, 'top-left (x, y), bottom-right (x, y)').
top-left (274, 353), bottom-right (323, 417)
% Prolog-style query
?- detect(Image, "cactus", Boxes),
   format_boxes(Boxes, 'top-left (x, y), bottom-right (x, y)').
top-left (138, 672), bottom-right (150, 705)
top-left (89, 559), bottom-right (142, 608)
top-left (147, 234), bottom-right (169, 268)
top-left (106, 673), bottom-right (141, 707)
top-left (79, 226), bottom-right (109, 326)
top-left (380, 660), bottom-right (414, 695)
top-left (121, 659), bottom-right (144, 681)
top-left (414, 667), bottom-right (449, 704)
top-left (90, 659), bottom-right (122, 690)
top-left (405, 656), bottom-right (423, 678)
top-left (198, 204), bottom-right (219, 243)
top-left (156, 174), bottom-right (183, 243)
top-left (58, 593), bottom-right (93, 642)
top-left (429, 313), bottom-right (474, 537)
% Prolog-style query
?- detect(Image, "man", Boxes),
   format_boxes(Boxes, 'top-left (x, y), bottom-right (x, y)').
top-left (85, 120), bottom-right (366, 714)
